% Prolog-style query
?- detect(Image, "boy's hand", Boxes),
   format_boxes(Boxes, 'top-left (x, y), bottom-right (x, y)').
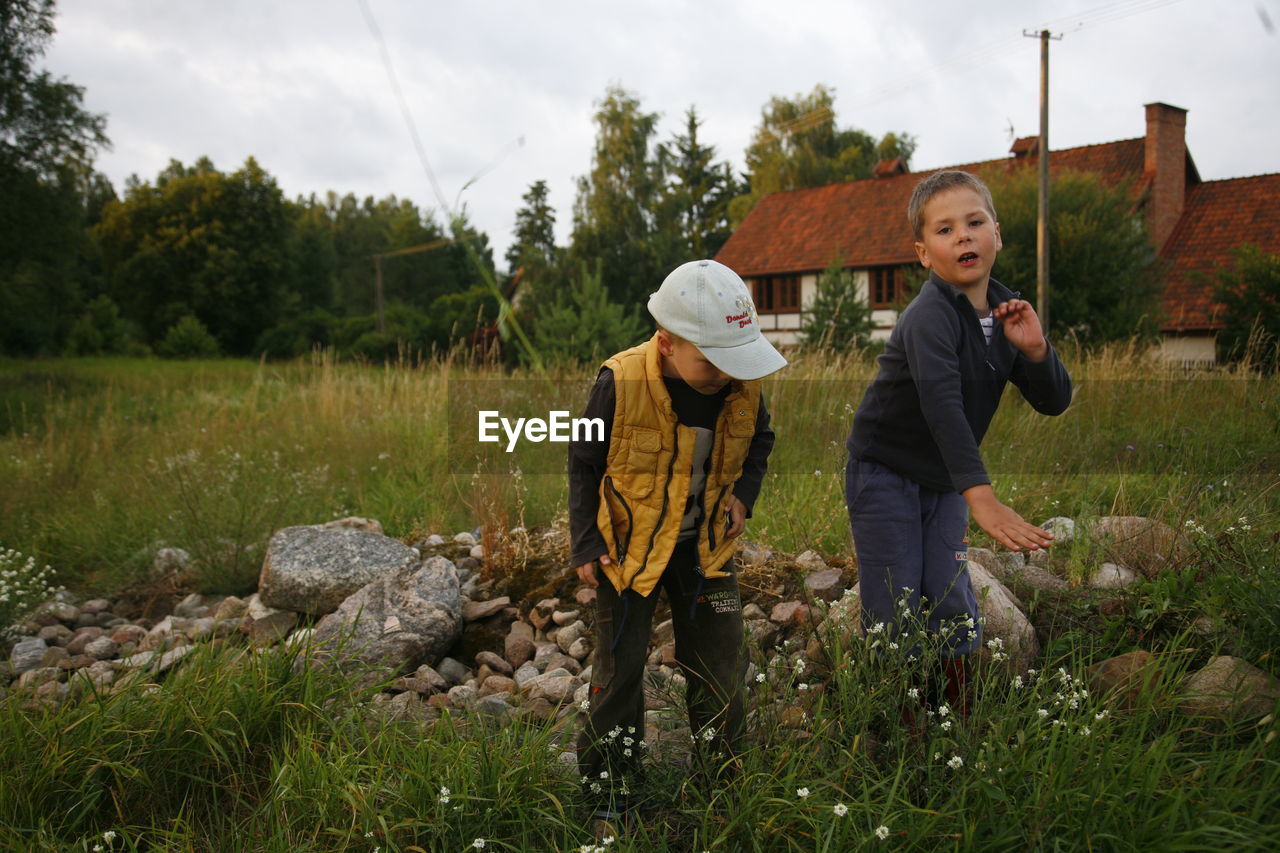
top-left (575, 554), bottom-right (610, 587)
top-left (724, 495), bottom-right (747, 539)
top-left (993, 299), bottom-right (1049, 362)
top-left (962, 484), bottom-right (1053, 552)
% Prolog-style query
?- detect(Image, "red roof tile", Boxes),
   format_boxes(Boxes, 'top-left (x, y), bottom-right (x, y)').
top-left (716, 138), bottom-right (1149, 277)
top-left (1159, 173), bottom-right (1280, 331)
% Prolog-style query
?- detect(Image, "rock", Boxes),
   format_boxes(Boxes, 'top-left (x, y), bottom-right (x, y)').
top-left (258, 525), bottom-right (421, 615)
top-left (17, 666), bottom-right (62, 690)
top-left (475, 694), bottom-right (514, 717)
top-left (567, 637), bottom-right (591, 661)
top-left (504, 636), bottom-right (536, 670)
top-left (556, 620), bottom-right (587, 654)
top-left (745, 618), bottom-right (781, 651)
top-left (513, 664), bottom-right (540, 689)
top-left (1087, 562), bottom-right (1139, 589)
top-left (323, 516), bottom-right (384, 535)
top-left (420, 534), bottom-right (446, 548)
top-left (40, 646), bottom-right (72, 669)
top-left (1179, 656), bottom-right (1280, 720)
top-left (969, 562), bottom-right (1037, 672)
top-left (769, 601), bottom-right (817, 628)
top-left (153, 547), bottom-right (191, 576)
top-left (244, 611), bottom-right (299, 647)
top-left (478, 675), bottom-right (516, 697)
top-left (65, 627), bottom-right (106, 655)
top-left (795, 550), bottom-right (827, 572)
top-left (10, 638), bottom-right (48, 674)
top-left (462, 596), bottom-right (510, 622)
top-left (84, 637), bottom-right (120, 660)
top-left (1088, 650), bottom-right (1157, 710)
top-left (741, 603), bottom-right (766, 621)
top-left (436, 657), bottom-right (471, 686)
top-left (212, 596), bottom-right (248, 622)
top-left (575, 587), bottom-right (598, 607)
top-left (69, 661), bottom-right (116, 696)
top-left (529, 598), bottom-right (560, 631)
top-left (1089, 516), bottom-right (1189, 577)
top-left (1040, 517), bottom-right (1077, 544)
top-left (475, 651), bottom-right (514, 677)
top-left (110, 624), bottom-right (147, 646)
top-left (738, 541), bottom-right (771, 568)
top-left (803, 569), bottom-right (846, 603)
top-left (174, 593), bottom-right (212, 619)
top-left (446, 684), bottom-right (478, 709)
top-left (1026, 547), bottom-right (1050, 565)
top-left (311, 555), bottom-right (462, 675)
top-left (245, 594), bottom-right (281, 621)
top-left (44, 601), bottom-right (80, 625)
top-left (469, 544), bottom-right (485, 560)
top-left (37, 624), bottom-right (73, 646)
top-left (453, 532), bottom-right (477, 546)
top-left (968, 547), bottom-right (998, 569)
top-left (552, 609), bottom-right (581, 627)
top-left (1010, 562), bottom-right (1068, 593)
top-left (523, 672), bottom-right (578, 705)
top-left (80, 599), bottom-right (112, 615)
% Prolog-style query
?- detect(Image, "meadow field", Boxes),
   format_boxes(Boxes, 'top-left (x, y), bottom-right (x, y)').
top-left (1, 347), bottom-right (1277, 851)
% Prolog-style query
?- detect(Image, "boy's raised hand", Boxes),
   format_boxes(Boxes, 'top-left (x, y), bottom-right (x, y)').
top-left (993, 299), bottom-right (1048, 362)
top-left (962, 484), bottom-right (1053, 552)
top-left (575, 554), bottom-right (610, 587)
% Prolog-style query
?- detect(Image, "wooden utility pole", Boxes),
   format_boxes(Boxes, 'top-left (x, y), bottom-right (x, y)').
top-left (1024, 28), bottom-right (1061, 333)
top-left (373, 254), bottom-right (385, 334)
top-left (370, 235), bottom-right (464, 335)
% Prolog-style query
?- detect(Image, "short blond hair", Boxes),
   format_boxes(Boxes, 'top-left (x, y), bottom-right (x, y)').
top-left (908, 170), bottom-right (997, 240)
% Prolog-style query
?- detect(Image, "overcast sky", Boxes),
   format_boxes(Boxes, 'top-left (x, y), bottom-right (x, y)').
top-left (45, 0), bottom-right (1279, 267)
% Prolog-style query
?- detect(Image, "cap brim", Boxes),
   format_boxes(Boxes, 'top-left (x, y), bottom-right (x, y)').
top-left (699, 335), bottom-right (788, 381)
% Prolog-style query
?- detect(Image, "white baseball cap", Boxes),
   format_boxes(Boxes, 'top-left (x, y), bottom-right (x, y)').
top-left (647, 260), bottom-right (787, 381)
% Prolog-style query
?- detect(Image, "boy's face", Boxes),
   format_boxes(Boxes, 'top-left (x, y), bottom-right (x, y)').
top-left (657, 332), bottom-right (732, 395)
top-left (914, 187), bottom-right (1002, 290)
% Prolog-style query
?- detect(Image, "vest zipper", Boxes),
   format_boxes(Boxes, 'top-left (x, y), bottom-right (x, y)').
top-left (625, 418), bottom-right (679, 591)
top-left (707, 484), bottom-right (729, 553)
top-left (603, 475), bottom-right (632, 566)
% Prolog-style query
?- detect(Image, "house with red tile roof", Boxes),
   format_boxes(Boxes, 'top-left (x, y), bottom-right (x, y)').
top-left (715, 102), bottom-right (1280, 364)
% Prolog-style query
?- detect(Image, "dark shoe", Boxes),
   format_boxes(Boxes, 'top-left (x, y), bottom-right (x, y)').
top-left (942, 656), bottom-right (970, 720)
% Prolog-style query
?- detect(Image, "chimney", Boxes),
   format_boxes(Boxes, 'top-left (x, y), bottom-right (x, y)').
top-left (873, 157), bottom-right (907, 178)
top-left (1144, 102), bottom-right (1188, 250)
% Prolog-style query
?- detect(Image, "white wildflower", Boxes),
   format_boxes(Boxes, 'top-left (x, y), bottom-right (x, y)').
top-left (796, 787), bottom-right (811, 798)
top-left (833, 803), bottom-right (848, 817)
top-left (875, 825), bottom-right (890, 840)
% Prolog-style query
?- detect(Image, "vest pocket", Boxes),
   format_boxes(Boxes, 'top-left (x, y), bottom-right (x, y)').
top-left (616, 426), bottom-right (662, 499)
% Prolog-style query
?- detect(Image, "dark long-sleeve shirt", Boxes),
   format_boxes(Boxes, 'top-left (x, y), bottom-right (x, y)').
top-left (569, 368), bottom-right (775, 567)
top-left (848, 272), bottom-right (1072, 493)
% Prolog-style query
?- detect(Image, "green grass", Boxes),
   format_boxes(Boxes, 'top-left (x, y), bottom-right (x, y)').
top-left (1, 345), bottom-right (1279, 850)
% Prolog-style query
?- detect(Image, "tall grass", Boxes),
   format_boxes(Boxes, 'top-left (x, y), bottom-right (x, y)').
top-left (1, 344), bottom-right (1276, 595)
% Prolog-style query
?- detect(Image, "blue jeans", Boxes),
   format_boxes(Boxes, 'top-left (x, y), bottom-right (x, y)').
top-left (845, 456), bottom-right (981, 657)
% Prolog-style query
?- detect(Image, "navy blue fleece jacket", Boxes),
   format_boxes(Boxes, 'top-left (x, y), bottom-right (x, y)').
top-left (847, 272), bottom-right (1073, 494)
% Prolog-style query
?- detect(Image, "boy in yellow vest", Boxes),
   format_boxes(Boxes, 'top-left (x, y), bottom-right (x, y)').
top-left (569, 259), bottom-right (786, 828)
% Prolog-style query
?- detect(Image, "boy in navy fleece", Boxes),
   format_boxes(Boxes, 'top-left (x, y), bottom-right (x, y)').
top-left (845, 170), bottom-right (1072, 716)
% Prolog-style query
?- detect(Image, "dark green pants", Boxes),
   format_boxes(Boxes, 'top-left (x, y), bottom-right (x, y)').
top-left (577, 538), bottom-right (746, 801)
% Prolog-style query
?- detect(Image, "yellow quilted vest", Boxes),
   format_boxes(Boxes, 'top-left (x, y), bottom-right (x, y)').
top-left (595, 333), bottom-right (761, 597)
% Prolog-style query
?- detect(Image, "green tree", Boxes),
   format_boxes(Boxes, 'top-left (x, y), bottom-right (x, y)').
top-left (568, 85), bottom-right (677, 309)
top-left (527, 261), bottom-right (645, 365)
top-left (95, 157), bottom-right (298, 354)
top-left (800, 253), bottom-right (873, 351)
top-left (983, 166), bottom-right (1162, 346)
top-left (730, 84), bottom-right (915, 225)
top-left (156, 314), bottom-right (220, 359)
top-left (1211, 244), bottom-right (1280, 370)
top-left (0, 0), bottom-right (110, 355)
top-left (659, 107), bottom-right (742, 258)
